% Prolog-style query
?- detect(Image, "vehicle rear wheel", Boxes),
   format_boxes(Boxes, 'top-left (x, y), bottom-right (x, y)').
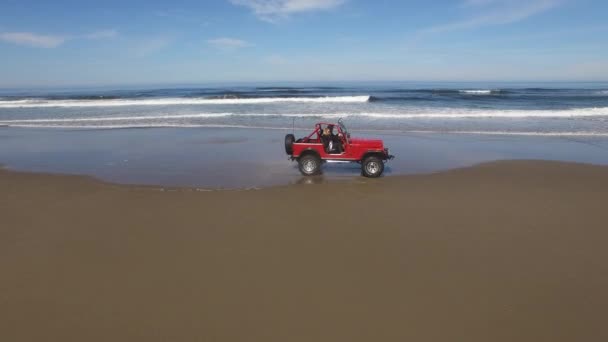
top-left (298, 154), bottom-right (321, 176)
top-left (361, 156), bottom-right (384, 178)
top-left (285, 134), bottom-right (295, 155)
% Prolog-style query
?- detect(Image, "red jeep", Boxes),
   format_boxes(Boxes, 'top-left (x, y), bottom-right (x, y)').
top-left (285, 119), bottom-right (394, 178)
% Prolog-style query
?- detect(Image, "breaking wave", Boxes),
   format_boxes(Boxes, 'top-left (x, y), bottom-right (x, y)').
top-left (2, 122), bottom-right (607, 137)
top-left (458, 89), bottom-right (498, 95)
top-left (357, 107), bottom-right (608, 118)
top-left (1, 106), bottom-right (607, 127)
top-left (0, 113), bottom-right (233, 123)
top-left (401, 130), bottom-right (608, 137)
top-left (0, 96), bottom-right (371, 108)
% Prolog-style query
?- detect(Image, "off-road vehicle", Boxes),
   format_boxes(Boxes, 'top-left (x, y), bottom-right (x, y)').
top-left (285, 119), bottom-right (394, 177)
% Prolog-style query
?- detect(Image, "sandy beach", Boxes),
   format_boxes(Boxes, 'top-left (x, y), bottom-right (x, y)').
top-left (2, 160), bottom-right (608, 341)
top-left (2, 0), bottom-right (608, 339)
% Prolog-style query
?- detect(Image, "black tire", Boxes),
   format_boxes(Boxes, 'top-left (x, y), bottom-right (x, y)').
top-left (298, 154), bottom-right (321, 176)
top-left (285, 134), bottom-right (295, 155)
top-left (361, 155), bottom-right (384, 178)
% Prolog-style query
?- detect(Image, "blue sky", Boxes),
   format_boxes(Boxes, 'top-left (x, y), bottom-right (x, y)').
top-left (0, 0), bottom-right (607, 86)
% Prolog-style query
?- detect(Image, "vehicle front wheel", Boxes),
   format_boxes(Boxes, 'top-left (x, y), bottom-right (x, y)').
top-left (361, 156), bottom-right (384, 178)
top-left (298, 155), bottom-right (321, 176)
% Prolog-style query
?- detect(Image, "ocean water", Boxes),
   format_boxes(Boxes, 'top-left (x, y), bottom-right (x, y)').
top-left (1, 82), bottom-right (608, 136)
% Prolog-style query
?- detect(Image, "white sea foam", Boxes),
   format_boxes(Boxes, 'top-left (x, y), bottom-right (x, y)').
top-left (0, 123), bottom-right (290, 130)
top-left (597, 90), bottom-right (608, 95)
top-left (275, 108), bottom-right (608, 118)
top-left (1, 107), bottom-right (607, 125)
top-left (404, 130), bottom-right (608, 137)
top-left (0, 113), bottom-right (233, 123)
top-left (0, 96), bottom-right (371, 108)
top-left (459, 90), bottom-right (495, 95)
top-left (4, 122), bottom-right (608, 137)
top-left (359, 107), bottom-right (608, 118)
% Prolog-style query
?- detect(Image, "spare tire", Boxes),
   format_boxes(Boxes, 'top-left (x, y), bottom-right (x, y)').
top-left (285, 134), bottom-right (295, 155)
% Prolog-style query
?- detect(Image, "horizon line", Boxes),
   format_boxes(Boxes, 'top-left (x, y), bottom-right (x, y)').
top-left (1, 80), bottom-right (608, 91)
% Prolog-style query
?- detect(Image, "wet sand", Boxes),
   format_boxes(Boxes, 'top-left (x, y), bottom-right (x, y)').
top-left (2, 160), bottom-right (608, 341)
top-left (2, 126), bottom-right (608, 188)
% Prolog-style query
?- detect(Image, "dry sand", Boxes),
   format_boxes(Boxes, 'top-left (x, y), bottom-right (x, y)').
top-left (1, 160), bottom-right (608, 341)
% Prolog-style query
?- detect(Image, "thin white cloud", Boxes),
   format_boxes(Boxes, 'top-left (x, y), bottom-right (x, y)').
top-left (207, 37), bottom-right (251, 50)
top-left (84, 29), bottom-right (119, 40)
top-left (0, 29), bottom-right (119, 48)
top-left (462, 0), bottom-right (499, 6)
top-left (131, 36), bottom-right (172, 57)
top-left (230, 0), bottom-right (346, 22)
top-left (154, 9), bottom-right (211, 26)
top-left (423, 0), bottom-right (561, 33)
top-left (0, 32), bottom-right (66, 48)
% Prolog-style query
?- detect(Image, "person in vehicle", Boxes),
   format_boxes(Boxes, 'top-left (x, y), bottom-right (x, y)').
top-left (328, 125), bottom-right (343, 154)
top-left (321, 127), bottom-right (333, 153)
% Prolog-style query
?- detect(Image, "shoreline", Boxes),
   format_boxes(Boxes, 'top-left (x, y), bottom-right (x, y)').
top-left (2, 126), bottom-right (608, 189)
top-left (1, 158), bottom-right (608, 191)
top-left (2, 159), bottom-right (608, 341)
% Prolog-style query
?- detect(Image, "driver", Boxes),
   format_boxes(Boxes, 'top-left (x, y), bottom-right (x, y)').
top-left (328, 125), bottom-right (343, 154)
